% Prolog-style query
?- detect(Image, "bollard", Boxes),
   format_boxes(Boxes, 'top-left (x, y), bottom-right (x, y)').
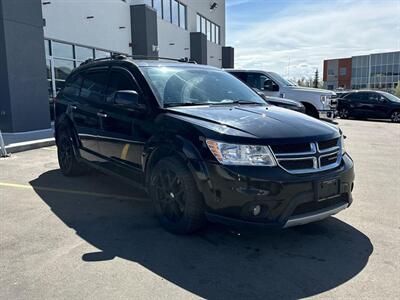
top-left (0, 130), bottom-right (10, 157)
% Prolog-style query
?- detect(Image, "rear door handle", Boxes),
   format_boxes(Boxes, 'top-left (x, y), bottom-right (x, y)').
top-left (97, 112), bottom-right (108, 118)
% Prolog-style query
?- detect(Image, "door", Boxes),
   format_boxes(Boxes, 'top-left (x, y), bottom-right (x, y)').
top-left (97, 67), bottom-right (149, 174)
top-left (368, 92), bottom-right (389, 118)
top-left (72, 68), bottom-right (108, 158)
top-left (245, 72), bottom-right (280, 97)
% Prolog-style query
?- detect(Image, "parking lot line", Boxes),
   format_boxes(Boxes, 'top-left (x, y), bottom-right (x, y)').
top-left (0, 182), bottom-right (148, 202)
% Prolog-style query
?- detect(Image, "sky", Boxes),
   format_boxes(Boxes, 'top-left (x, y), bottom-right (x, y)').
top-left (226, 0), bottom-right (400, 81)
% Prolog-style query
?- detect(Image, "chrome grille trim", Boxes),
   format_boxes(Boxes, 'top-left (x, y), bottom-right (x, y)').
top-left (272, 140), bottom-right (342, 174)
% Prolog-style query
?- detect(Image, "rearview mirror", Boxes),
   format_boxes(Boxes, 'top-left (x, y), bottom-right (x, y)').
top-left (114, 90), bottom-right (145, 111)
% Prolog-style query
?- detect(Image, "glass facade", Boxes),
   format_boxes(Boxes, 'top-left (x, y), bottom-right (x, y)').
top-left (351, 51), bottom-right (400, 92)
top-left (196, 14), bottom-right (221, 45)
top-left (44, 39), bottom-right (113, 119)
top-left (150, 0), bottom-right (187, 29)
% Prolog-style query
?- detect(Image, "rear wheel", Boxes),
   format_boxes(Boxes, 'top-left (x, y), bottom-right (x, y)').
top-left (57, 127), bottom-right (87, 176)
top-left (390, 110), bottom-right (400, 123)
top-left (338, 107), bottom-right (350, 119)
top-left (149, 156), bottom-right (206, 234)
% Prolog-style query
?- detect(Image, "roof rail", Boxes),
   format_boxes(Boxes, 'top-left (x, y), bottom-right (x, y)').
top-left (80, 54), bottom-right (197, 66)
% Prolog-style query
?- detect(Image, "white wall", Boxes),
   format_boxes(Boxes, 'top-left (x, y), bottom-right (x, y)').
top-left (157, 19), bottom-right (190, 59)
top-left (42, 0), bottom-right (132, 54)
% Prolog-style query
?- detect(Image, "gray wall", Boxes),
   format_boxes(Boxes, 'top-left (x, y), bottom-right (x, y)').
top-left (130, 4), bottom-right (158, 57)
top-left (0, 0), bottom-right (50, 132)
top-left (190, 32), bottom-right (207, 64)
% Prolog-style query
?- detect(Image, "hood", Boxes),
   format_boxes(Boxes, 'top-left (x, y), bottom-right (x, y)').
top-left (265, 96), bottom-right (302, 107)
top-left (286, 86), bottom-right (336, 96)
top-left (166, 105), bottom-right (339, 143)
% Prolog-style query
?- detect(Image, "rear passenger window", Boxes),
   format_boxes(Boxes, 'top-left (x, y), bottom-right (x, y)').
top-left (63, 74), bottom-right (83, 97)
top-left (80, 70), bottom-right (108, 102)
top-left (106, 70), bottom-right (139, 103)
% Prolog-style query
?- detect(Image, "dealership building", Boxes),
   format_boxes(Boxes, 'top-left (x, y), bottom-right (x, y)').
top-left (0, 0), bottom-right (233, 134)
top-left (323, 51), bottom-right (400, 92)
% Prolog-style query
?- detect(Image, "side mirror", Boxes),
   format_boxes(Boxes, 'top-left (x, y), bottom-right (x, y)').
top-left (114, 90), bottom-right (145, 111)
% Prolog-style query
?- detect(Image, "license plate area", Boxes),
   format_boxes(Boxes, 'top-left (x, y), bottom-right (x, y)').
top-left (318, 179), bottom-right (339, 201)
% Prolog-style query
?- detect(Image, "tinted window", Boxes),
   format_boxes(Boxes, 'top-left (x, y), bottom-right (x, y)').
top-left (368, 92), bottom-right (380, 102)
top-left (106, 70), bottom-right (138, 103)
top-left (246, 73), bottom-right (271, 90)
top-left (63, 74), bottom-right (83, 97)
top-left (80, 70), bottom-right (108, 102)
top-left (231, 72), bottom-right (247, 82)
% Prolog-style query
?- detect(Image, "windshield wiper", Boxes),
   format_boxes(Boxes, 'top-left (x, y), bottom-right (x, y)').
top-left (163, 102), bottom-right (210, 108)
top-left (210, 100), bottom-right (263, 106)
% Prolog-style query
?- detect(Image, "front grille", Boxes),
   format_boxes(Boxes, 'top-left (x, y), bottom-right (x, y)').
top-left (318, 138), bottom-right (339, 151)
top-left (292, 195), bottom-right (347, 216)
top-left (271, 143), bottom-right (311, 154)
top-left (320, 153), bottom-right (339, 167)
top-left (272, 139), bottom-right (342, 174)
top-left (279, 159), bottom-right (315, 170)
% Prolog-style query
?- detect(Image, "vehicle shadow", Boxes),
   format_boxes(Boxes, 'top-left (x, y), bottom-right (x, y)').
top-left (30, 170), bottom-right (373, 299)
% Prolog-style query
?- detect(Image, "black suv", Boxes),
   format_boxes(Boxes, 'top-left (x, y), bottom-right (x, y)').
top-left (55, 55), bottom-right (355, 234)
top-left (337, 90), bottom-right (400, 122)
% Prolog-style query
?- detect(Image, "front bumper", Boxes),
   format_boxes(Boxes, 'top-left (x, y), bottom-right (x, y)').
top-left (196, 154), bottom-right (354, 228)
top-left (318, 109), bottom-right (336, 120)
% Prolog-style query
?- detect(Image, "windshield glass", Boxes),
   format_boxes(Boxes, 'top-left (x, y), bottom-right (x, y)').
top-left (267, 72), bottom-right (297, 87)
top-left (378, 91), bottom-right (400, 102)
top-left (141, 66), bottom-right (265, 107)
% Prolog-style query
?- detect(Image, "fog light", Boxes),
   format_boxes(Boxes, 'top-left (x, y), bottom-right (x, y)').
top-left (252, 205), bottom-right (261, 216)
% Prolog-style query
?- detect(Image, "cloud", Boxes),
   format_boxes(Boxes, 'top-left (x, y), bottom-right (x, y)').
top-left (227, 0), bottom-right (400, 80)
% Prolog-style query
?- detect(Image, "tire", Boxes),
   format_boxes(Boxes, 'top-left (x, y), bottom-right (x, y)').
top-left (304, 104), bottom-right (319, 119)
top-left (57, 127), bottom-right (87, 177)
top-left (338, 107), bottom-right (350, 119)
top-left (390, 110), bottom-right (400, 123)
top-left (149, 156), bottom-right (206, 234)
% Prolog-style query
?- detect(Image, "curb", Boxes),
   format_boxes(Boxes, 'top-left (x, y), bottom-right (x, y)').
top-left (5, 138), bottom-right (55, 154)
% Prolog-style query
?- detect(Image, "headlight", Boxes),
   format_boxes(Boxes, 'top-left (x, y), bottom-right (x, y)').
top-left (340, 135), bottom-right (346, 155)
top-left (206, 140), bottom-right (277, 166)
top-left (320, 95), bottom-right (328, 104)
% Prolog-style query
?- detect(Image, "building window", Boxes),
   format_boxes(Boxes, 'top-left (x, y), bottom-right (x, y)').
top-left (328, 68), bottom-right (334, 75)
top-left (178, 2), bottom-right (186, 29)
top-left (153, 0), bottom-right (162, 18)
top-left (163, 0), bottom-right (171, 22)
top-left (153, 0), bottom-right (186, 30)
top-left (75, 46), bottom-right (94, 61)
top-left (52, 41), bottom-right (73, 59)
top-left (196, 14), bottom-right (220, 44)
top-left (340, 67), bottom-right (347, 76)
top-left (171, 0), bottom-right (179, 26)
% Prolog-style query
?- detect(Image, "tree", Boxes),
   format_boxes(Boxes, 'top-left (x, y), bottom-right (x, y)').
top-left (395, 82), bottom-right (400, 98)
top-left (313, 69), bottom-right (319, 88)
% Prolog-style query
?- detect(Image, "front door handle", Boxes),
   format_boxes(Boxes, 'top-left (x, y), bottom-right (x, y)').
top-left (97, 112), bottom-right (108, 118)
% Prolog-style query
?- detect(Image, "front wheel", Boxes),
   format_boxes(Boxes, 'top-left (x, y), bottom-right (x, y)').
top-left (149, 156), bottom-right (206, 234)
top-left (390, 110), bottom-right (400, 123)
top-left (338, 107), bottom-right (350, 119)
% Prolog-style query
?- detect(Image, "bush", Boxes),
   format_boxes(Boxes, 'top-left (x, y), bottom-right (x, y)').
top-left (396, 82), bottom-right (400, 98)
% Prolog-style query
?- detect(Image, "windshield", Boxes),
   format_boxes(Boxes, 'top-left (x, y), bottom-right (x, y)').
top-left (378, 91), bottom-right (400, 103)
top-left (141, 66), bottom-right (265, 107)
top-left (267, 72), bottom-right (297, 87)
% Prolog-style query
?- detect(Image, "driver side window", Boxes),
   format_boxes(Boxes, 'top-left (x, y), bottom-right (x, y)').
top-left (106, 70), bottom-right (140, 103)
top-left (246, 73), bottom-right (271, 90)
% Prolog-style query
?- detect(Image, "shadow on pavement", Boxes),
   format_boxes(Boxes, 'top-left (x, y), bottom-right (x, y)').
top-left (30, 169), bottom-right (373, 299)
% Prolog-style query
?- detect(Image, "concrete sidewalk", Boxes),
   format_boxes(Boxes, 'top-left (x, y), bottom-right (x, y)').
top-left (1, 126), bottom-right (54, 155)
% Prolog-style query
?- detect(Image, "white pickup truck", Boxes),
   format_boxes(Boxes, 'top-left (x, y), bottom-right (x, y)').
top-left (227, 69), bottom-right (337, 119)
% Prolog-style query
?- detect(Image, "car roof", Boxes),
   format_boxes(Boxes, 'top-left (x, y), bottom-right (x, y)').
top-left (225, 69), bottom-right (270, 73)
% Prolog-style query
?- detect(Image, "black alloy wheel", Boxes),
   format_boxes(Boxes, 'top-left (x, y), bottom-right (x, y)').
top-left (57, 128), bottom-right (87, 176)
top-left (150, 156), bottom-right (206, 234)
top-left (339, 108), bottom-right (349, 119)
top-left (391, 111), bottom-right (400, 123)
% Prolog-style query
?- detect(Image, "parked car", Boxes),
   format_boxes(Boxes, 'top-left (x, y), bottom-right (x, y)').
top-left (252, 88), bottom-right (306, 113)
top-left (55, 55), bottom-right (355, 234)
top-left (337, 90), bottom-right (400, 122)
top-left (226, 69), bottom-right (337, 119)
